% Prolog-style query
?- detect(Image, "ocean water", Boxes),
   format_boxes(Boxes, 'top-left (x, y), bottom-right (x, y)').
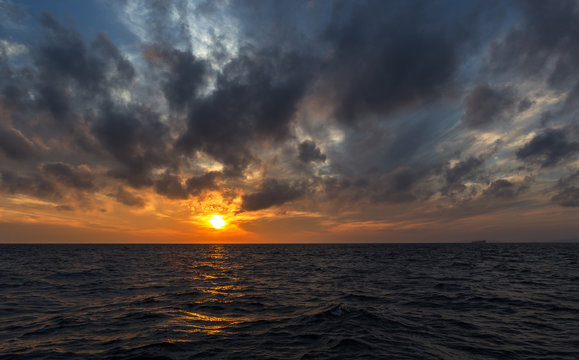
top-left (0, 243), bottom-right (577, 359)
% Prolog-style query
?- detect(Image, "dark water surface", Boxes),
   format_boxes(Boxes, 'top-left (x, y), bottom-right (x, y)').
top-left (0, 243), bottom-right (578, 359)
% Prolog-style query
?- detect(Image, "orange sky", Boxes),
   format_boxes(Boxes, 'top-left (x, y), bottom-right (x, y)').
top-left (2, 188), bottom-right (578, 243)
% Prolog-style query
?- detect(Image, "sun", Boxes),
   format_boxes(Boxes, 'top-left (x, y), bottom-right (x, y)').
top-left (209, 215), bottom-right (226, 229)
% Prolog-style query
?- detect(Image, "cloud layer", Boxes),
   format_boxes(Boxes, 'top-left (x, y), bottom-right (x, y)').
top-left (1, 0), bottom-right (578, 242)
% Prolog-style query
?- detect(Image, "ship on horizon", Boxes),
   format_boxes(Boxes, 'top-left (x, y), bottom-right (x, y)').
top-left (471, 240), bottom-right (487, 244)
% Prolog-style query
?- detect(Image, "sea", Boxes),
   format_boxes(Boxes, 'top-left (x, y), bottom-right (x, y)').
top-left (0, 243), bottom-right (577, 359)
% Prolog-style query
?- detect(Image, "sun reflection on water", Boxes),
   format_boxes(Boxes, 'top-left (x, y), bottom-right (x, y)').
top-left (165, 245), bottom-right (251, 335)
top-left (169, 311), bottom-right (252, 335)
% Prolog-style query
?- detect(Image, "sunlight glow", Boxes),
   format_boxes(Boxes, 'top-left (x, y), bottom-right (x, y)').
top-left (209, 215), bottom-right (226, 229)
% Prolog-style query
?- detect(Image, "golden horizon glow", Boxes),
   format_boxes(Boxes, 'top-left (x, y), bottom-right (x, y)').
top-left (209, 215), bottom-right (226, 229)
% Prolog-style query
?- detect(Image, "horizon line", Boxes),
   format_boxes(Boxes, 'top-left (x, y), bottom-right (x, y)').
top-left (1, 240), bottom-right (578, 245)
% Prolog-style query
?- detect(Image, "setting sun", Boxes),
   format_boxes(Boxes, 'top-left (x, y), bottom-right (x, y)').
top-left (209, 215), bottom-right (226, 229)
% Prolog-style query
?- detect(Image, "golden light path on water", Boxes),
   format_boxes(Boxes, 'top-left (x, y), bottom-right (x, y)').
top-left (162, 245), bottom-right (252, 336)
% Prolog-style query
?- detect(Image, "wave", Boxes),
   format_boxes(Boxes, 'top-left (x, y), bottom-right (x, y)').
top-left (1, 243), bottom-right (578, 359)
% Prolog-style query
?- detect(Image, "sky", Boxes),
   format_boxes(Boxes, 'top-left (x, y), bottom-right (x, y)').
top-left (0, 0), bottom-right (578, 243)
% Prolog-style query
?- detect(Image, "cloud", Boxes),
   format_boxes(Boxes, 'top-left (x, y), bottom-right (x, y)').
top-left (55, 205), bottom-right (74, 211)
top-left (518, 98), bottom-right (534, 112)
top-left (42, 162), bottom-right (96, 191)
top-left (298, 140), bottom-right (326, 163)
top-left (143, 44), bottom-right (207, 111)
top-left (153, 170), bottom-right (222, 199)
top-left (489, 0), bottom-right (579, 85)
top-left (461, 84), bottom-right (515, 128)
top-left (154, 172), bottom-right (188, 200)
top-left (552, 187), bottom-right (579, 207)
top-left (0, 164), bottom-right (98, 209)
top-left (0, 1), bottom-right (26, 31)
top-left (316, 0), bottom-right (508, 125)
top-left (92, 33), bottom-right (135, 83)
top-left (551, 170), bottom-right (579, 207)
top-left (445, 156), bottom-right (485, 185)
top-left (516, 128), bottom-right (579, 167)
top-left (565, 82), bottom-right (579, 106)
top-left (0, 170), bottom-right (60, 200)
top-left (186, 171), bottom-right (221, 195)
top-left (320, 165), bottom-right (432, 207)
top-left (321, 1), bottom-right (464, 124)
top-left (115, 187), bottom-right (145, 208)
top-left (0, 13), bottom-right (135, 124)
top-left (241, 179), bottom-right (304, 211)
top-left (0, 124), bottom-right (33, 159)
top-left (34, 13), bottom-right (107, 116)
top-left (377, 167), bottom-right (421, 203)
top-left (93, 103), bottom-right (173, 188)
top-left (483, 179), bottom-right (527, 199)
top-left (1, 1), bottom-right (579, 241)
top-left (176, 48), bottom-right (313, 176)
top-left (0, 40), bottom-right (28, 57)
top-left (555, 170), bottom-right (579, 189)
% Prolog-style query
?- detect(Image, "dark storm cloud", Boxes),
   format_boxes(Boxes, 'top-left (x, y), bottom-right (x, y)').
top-left (322, 176), bottom-right (355, 195)
top-left (2, 2), bottom-right (499, 209)
top-left (241, 179), bottom-right (304, 212)
top-left (93, 103), bottom-right (173, 188)
top-left (383, 114), bottom-right (450, 170)
top-left (115, 187), bottom-right (145, 208)
top-left (143, 44), bottom-right (207, 111)
top-left (565, 83), bottom-right (579, 106)
top-left (516, 129), bottom-right (579, 168)
top-left (445, 156), bottom-right (485, 185)
top-left (42, 162), bottom-right (95, 191)
top-left (555, 170), bottom-right (579, 189)
top-left (3, 0), bottom-right (578, 224)
top-left (186, 171), bottom-right (221, 195)
top-left (108, 168), bottom-right (153, 189)
top-left (2, 14), bottom-right (181, 196)
top-left (552, 188), bottom-right (579, 207)
top-left (0, 12), bottom-right (140, 194)
top-left (0, 163), bottom-right (98, 203)
top-left (154, 172), bottom-right (189, 200)
top-left (490, 0), bottom-right (579, 88)
top-left (177, 48), bottom-right (313, 176)
top-left (0, 13), bottom-right (134, 122)
top-left (35, 13), bottom-right (106, 111)
top-left (298, 140), bottom-right (326, 163)
top-left (226, 0), bottom-right (497, 125)
top-left (0, 124), bottom-right (33, 159)
top-left (92, 33), bottom-right (135, 82)
top-left (462, 84), bottom-right (515, 128)
top-left (377, 167), bottom-right (421, 203)
top-left (518, 98), bottom-right (534, 112)
top-left (321, 166), bottom-right (432, 206)
top-left (320, 1), bottom-right (480, 125)
top-left (153, 171), bottom-right (222, 199)
top-left (483, 179), bottom-right (527, 199)
top-left (0, 170), bottom-right (60, 199)
top-left (551, 171), bottom-right (579, 207)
